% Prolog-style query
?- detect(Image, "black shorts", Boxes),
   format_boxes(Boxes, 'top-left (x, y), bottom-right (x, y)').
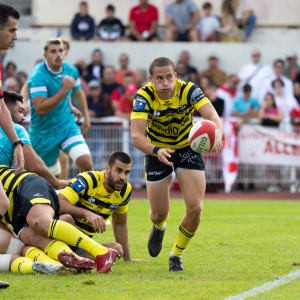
top-left (145, 146), bottom-right (205, 183)
top-left (128, 33), bottom-right (159, 41)
top-left (12, 175), bottom-right (60, 235)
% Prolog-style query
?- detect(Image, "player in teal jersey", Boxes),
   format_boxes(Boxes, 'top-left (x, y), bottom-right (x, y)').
top-left (27, 38), bottom-right (93, 176)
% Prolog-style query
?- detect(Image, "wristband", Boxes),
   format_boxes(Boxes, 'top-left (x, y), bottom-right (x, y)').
top-left (12, 139), bottom-right (23, 148)
top-left (153, 146), bottom-right (160, 155)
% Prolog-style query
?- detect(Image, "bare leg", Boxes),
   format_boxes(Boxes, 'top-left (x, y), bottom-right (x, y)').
top-left (58, 151), bottom-right (69, 180)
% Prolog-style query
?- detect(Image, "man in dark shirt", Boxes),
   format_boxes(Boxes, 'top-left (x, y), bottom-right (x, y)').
top-left (98, 5), bottom-right (124, 41)
top-left (85, 49), bottom-right (105, 82)
top-left (178, 51), bottom-right (198, 82)
top-left (71, 2), bottom-right (95, 41)
top-left (205, 82), bottom-right (224, 117)
top-left (102, 66), bottom-right (122, 97)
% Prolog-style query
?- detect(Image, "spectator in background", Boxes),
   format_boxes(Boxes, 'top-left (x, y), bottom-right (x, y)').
top-left (284, 53), bottom-right (300, 82)
top-left (197, 2), bottom-right (220, 42)
top-left (75, 59), bottom-right (88, 78)
top-left (233, 84), bottom-right (259, 122)
top-left (128, 0), bottom-right (159, 42)
top-left (87, 79), bottom-right (113, 118)
top-left (240, 9), bottom-right (256, 43)
top-left (71, 1), bottom-right (95, 41)
top-left (3, 61), bottom-right (16, 83)
top-left (111, 73), bottom-right (135, 110)
top-left (4, 77), bottom-right (19, 92)
top-left (200, 54), bottom-right (227, 88)
top-left (85, 49), bottom-right (104, 82)
top-left (75, 64), bottom-right (89, 96)
top-left (176, 61), bottom-right (194, 83)
top-left (178, 51), bottom-right (198, 82)
top-left (115, 83), bottom-right (143, 189)
top-left (102, 66), bottom-right (122, 98)
top-left (238, 49), bottom-right (273, 99)
top-left (16, 71), bottom-right (27, 92)
top-left (205, 82), bottom-right (224, 117)
top-left (294, 82), bottom-right (300, 105)
top-left (216, 74), bottom-right (240, 117)
top-left (272, 79), bottom-right (298, 119)
top-left (259, 59), bottom-right (295, 104)
top-left (220, 0), bottom-right (241, 42)
top-left (135, 69), bottom-right (148, 88)
top-left (199, 75), bottom-right (211, 91)
top-left (115, 54), bottom-right (135, 85)
top-left (98, 4), bottom-right (124, 41)
top-left (165, 0), bottom-right (200, 42)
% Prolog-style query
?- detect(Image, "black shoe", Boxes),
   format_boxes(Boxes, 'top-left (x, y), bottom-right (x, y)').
top-left (148, 225), bottom-right (165, 257)
top-left (169, 256), bottom-right (183, 272)
top-left (0, 281), bottom-right (9, 289)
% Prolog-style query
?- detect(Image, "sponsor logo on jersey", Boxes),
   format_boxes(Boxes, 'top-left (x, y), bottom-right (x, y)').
top-left (88, 197), bottom-right (95, 203)
top-left (163, 101), bottom-right (173, 106)
top-left (153, 110), bottom-right (161, 118)
top-left (133, 96), bottom-right (147, 112)
top-left (166, 111), bottom-right (174, 120)
top-left (191, 88), bottom-right (205, 104)
top-left (153, 122), bottom-right (179, 135)
top-left (148, 170), bottom-right (166, 175)
top-left (70, 178), bottom-right (87, 194)
top-left (178, 105), bottom-right (186, 113)
top-left (109, 203), bottom-right (119, 211)
top-left (33, 193), bottom-right (43, 197)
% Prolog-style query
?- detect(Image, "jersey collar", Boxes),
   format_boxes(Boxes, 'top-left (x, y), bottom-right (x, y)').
top-left (44, 61), bottom-right (62, 74)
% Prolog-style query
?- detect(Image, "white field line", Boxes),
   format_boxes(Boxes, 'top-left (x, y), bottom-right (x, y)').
top-left (224, 269), bottom-right (300, 300)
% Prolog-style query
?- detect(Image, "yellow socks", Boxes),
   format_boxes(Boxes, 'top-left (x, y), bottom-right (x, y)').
top-left (11, 257), bottom-right (34, 274)
top-left (44, 240), bottom-right (74, 261)
top-left (47, 220), bottom-right (108, 257)
top-left (172, 225), bottom-right (195, 256)
top-left (150, 211), bottom-right (169, 230)
top-left (26, 247), bottom-right (59, 263)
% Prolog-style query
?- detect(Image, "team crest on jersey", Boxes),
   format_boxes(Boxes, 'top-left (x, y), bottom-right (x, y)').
top-left (153, 110), bottom-right (161, 118)
top-left (70, 178), bottom-right (87, 194)
top-left (109, 203), bottom-right (119, 211)
top-left (178, 105), bottom-right (186, 113)
top-left (191, 88), bottom-right (205, 104)
top-left (166, 111), bottom-right (174, 120)
top-left (133, 96), bottom-right (147, 112)
top-left (88, 197), bottom-right (95, 203)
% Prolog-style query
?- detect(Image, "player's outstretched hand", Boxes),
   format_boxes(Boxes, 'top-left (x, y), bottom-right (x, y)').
top-left (130, 259), bottom-right (149, 262)
top-left (70, 106), bottom-right (82, 123)
top-left (215, 140), bottom-right (224, 154)
top-left (86, 211), bottom-right (106, 234)
top-left (56, 180), bottom-right (71, 190)
top-left (62, 75), bottom-right (75, 93)
top-left (13, 145), bottom-right (25, 174)
top-left (157, 148), bottom-right (175, 167)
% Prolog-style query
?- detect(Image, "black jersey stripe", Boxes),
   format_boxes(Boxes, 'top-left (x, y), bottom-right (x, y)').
top-left (87, 172), bottom-right (97, 189)
top-left (120, 182), bottom-right (128, 198)
top-left (74, 219), bottom-right (95, 233)
top-left (76, 201), bottom-right (110, 219)
top-left (5, 171), bottom-right (34, 197)
top-left (179, 82), bottom-right (188, 100)
top-left (148, 131), bottom-right (190, 146)
top-left (119, 190), bottom-right (132, 206)
top-left (1, 170), bottom-right (16, 187)
top-left (143, 86), bottom-right (155, 101)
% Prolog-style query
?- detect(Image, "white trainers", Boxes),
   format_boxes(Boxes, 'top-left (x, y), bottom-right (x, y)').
top-left (32, 261), bottom-right (77, 275)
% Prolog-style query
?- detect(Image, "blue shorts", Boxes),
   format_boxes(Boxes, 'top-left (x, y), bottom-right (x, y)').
top-left (30, 125), bottom-right (86, 167)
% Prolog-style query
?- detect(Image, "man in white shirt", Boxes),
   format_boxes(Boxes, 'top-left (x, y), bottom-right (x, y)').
top-left (259, 59), bottom-right (294, 103)
top-left (238, 49), bottom-right (273, 99)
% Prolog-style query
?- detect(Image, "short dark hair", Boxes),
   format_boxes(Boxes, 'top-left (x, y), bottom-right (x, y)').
top-left (149, 57), bottom-right (176, 76)
top-left (203, 2), bottom-right (212, 9)
top-left (6, 61), bottom-right (16, 71)
top-left (108, 152), bottom-right (132, 167)
top-left (107, 4), bottom-right (115, 11)
top-left (3, 91), bottom-right (23, 107)
top-left (243, 84), bottom-right (252, 92)
top-left (0, 4), bottom-right (20, 30)
top-left (273, 59), bottom-right (284, 67)
top-left (80, 1), bottom-right (87, 6)
top-left (271, 78), bottom-right (284, 88)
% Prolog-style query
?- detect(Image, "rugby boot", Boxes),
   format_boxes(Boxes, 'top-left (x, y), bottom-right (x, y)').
top-left (0, 281), bottom-right (9, 289)
top-left (169, 256), bottom-right (184, 272)
top-left (58, 252), bottom-right (94, 271)
top-left (95, 248), bottom-right (118, 274)
top-left (32, 261), bottom-right (77, 275)
top-left (148, 225), bottom-right (165, 257)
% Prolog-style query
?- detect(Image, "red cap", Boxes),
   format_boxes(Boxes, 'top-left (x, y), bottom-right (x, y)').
top-left (126, 83), bottom-right (138, 94)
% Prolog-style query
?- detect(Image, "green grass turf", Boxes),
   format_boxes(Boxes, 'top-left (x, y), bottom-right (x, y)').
top-left (1, 199), bottom-right (300, 300)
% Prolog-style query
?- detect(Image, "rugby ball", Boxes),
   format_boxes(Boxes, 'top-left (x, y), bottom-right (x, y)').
top-left (188, 120), bottom-right (219, 154)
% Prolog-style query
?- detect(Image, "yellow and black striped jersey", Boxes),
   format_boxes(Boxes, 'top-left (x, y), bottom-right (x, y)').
top-left (0, 165), bottom-right (36, 223)
top-left (59, 170), bottom-right (132, 237)
top-left (131, 80), bottom-right (210, 149)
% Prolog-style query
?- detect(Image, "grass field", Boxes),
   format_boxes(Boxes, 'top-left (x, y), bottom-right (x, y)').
top-left (1, 199), bottom-right (300, 300)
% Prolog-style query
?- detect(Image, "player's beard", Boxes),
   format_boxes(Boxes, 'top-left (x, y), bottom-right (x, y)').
top-left (107, 170), bottom-right (125, 191)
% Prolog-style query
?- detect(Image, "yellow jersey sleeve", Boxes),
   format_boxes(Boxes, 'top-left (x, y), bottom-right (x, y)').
top-left (114, 182), bottom-right (132, 214)
top-left (131, 88), bottom-right (152, 121)
top-left (59, 171), bottom-right (98, 205)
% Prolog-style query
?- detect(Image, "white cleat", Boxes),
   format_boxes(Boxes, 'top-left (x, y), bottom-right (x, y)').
top-left (32, 261), bottom-right (77, 275)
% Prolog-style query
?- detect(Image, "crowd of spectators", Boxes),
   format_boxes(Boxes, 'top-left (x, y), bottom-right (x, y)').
top-left (69, 0), bottom-right (256, 43)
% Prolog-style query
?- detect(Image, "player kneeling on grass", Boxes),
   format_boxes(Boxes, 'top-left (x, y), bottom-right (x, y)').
top-left (0, 221), bottom-right (77, 275)
top-left (58, 152), bottom-right (145, 263)
top-left (131, 57), bottom-right (224, 271)
top-left (0, 165), bottom-right (122, 274)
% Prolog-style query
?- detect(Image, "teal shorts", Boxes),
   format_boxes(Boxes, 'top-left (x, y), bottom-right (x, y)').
top-left (30, 125), bottom-right (86, 167)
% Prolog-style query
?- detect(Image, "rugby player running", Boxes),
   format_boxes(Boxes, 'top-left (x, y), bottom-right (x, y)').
top-left (131, 57), bottom-right (223, 271)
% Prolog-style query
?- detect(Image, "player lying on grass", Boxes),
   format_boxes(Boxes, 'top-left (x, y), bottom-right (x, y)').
top-left (0, 165), bottom-right (121, 273)
top-left (58, 152), bottom-right (145, 262)
top-left (0, 91), bottom-right (69, 190)
top-left (27, 38), bottom-right (92, 177)
top-left (131, 57), bottom-right (223, 271)
top-left (0, 221), bottom-right (77, 275)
